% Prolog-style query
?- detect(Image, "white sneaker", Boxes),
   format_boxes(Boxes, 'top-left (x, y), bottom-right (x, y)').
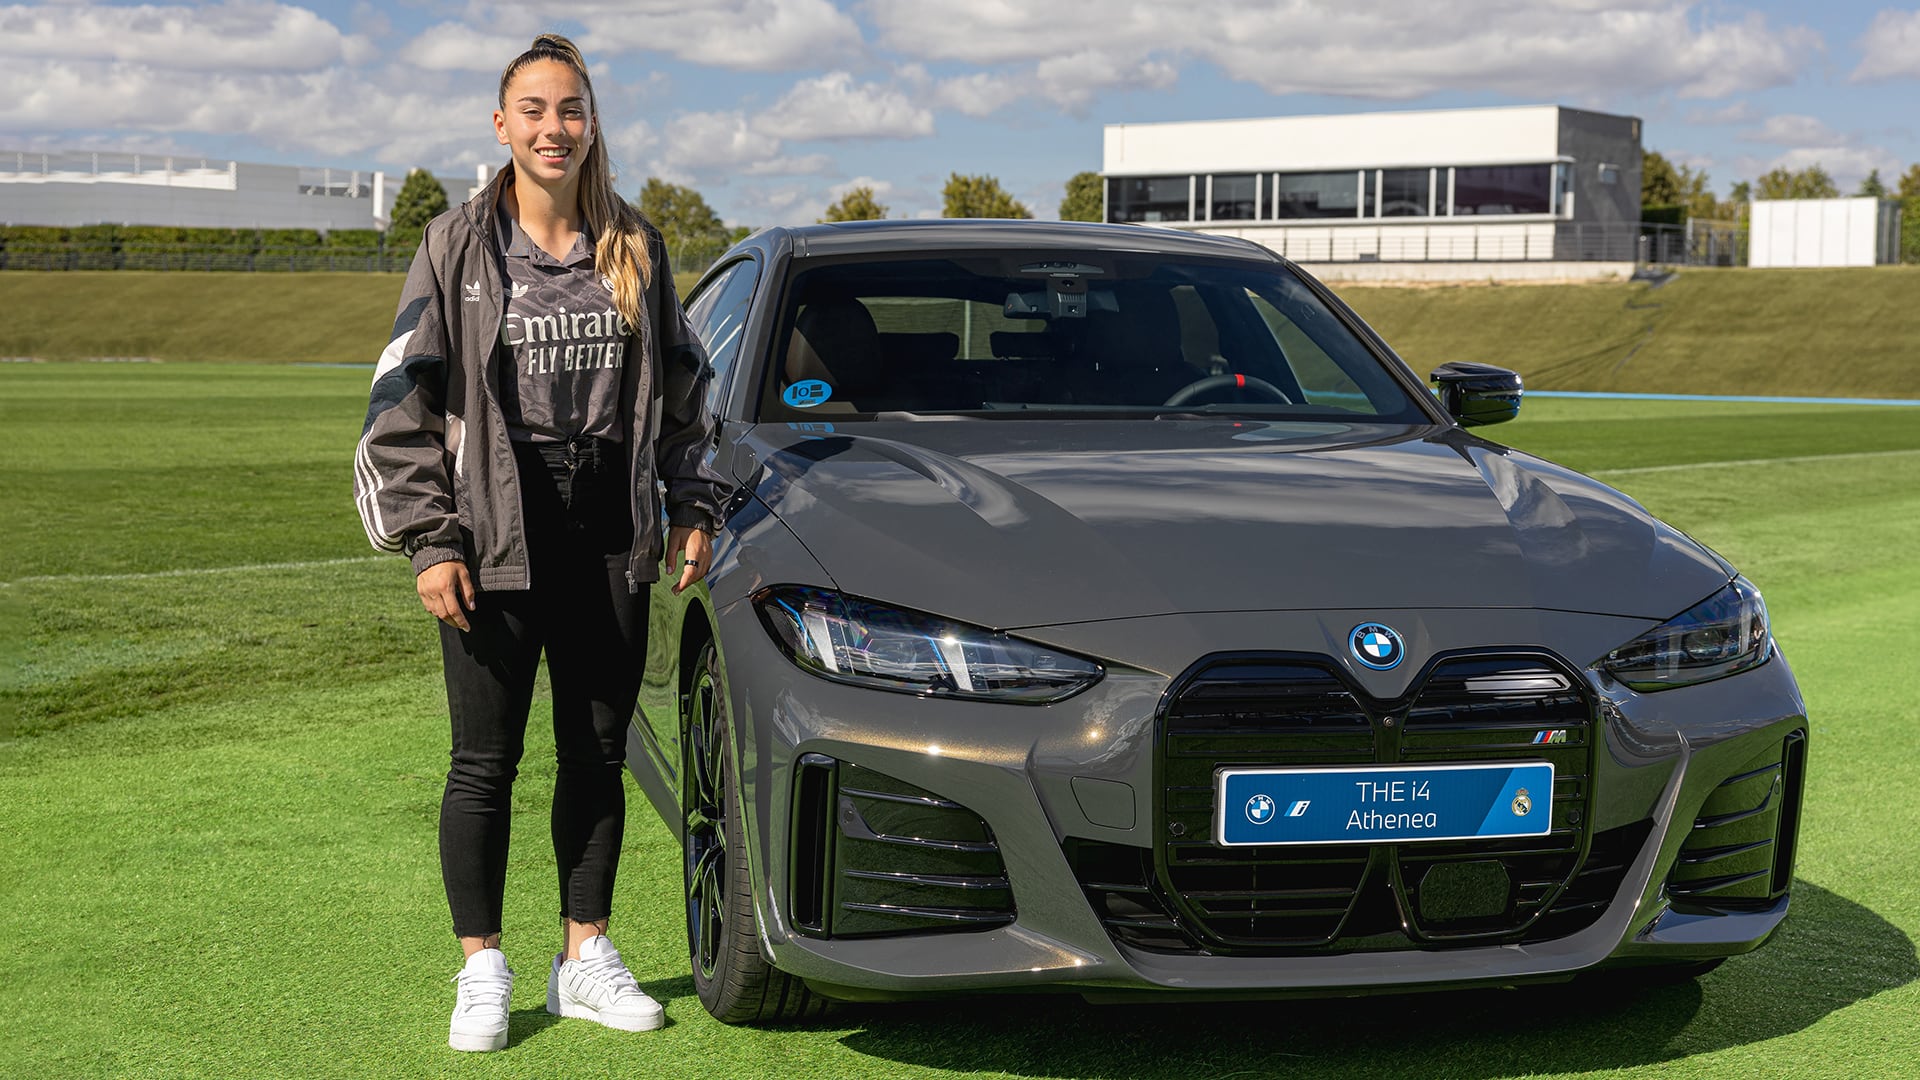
top-left (449, 948), bottom-right (513, 1052)
top-left (547, 935), bottom-right (664, 1032)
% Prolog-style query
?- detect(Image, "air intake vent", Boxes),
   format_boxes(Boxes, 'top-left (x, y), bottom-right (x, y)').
top-left (1669, 729), bottom-right (1807, 908)
top-left (790, 759), bottom-right (1015, 938)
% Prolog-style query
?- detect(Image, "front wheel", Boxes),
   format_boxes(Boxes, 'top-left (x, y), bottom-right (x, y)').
top-left (683, 639), bottom-right (829, 1024)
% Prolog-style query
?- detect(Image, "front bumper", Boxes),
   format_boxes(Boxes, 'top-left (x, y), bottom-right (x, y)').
top-left (714, 602), bottom-right (1807, 999)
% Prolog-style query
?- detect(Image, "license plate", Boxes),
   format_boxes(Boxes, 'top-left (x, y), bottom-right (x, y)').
top-left (1214, 763), bottom-right (1554, 847)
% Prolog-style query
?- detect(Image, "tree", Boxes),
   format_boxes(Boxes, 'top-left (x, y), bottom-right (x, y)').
top-left (1641, 150), bottom-right (1682, 208)
top-left (1856, 169), bottom-right (1889, 198)
top-left (1754, 165), bottom-right (1839, 200)
top-left (1899, 165), bottom-right (1920, 264)
top-left (943, 173), bottom-right (1033, 219)
top-left (634, 177), bottom-right (731, 253)
top-left (387, 168), bottom-right (449, 250)
top-left (1059, 171), bottom-right (1103, 222)
top-left (821, 185), bottom-right (888, 222)
top-left (1896, 164), bottom-right (1920, 200)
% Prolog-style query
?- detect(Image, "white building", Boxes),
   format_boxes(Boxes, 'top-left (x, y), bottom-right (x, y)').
top-left (1102, 105), bottom-right (1644, 281)
top-left (1748, 198), bottom-right (1902, 268)
top-left (0, 150), bottom-right (483, 232)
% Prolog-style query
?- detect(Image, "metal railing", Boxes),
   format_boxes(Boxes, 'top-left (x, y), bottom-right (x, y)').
top-left (1257, 221), bottom-right (1747, 267)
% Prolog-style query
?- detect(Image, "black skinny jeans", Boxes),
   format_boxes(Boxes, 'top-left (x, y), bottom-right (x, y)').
top-left (438, 438), bottom-right (646, 939)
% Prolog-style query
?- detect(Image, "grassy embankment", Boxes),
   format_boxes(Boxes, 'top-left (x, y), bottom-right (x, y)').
top-left (1, 265), bottom-right (1916, 397)
top-left (0, 271), bottom-right (706, 365)
top-left (2, 362), bottom-right (1918, 1078)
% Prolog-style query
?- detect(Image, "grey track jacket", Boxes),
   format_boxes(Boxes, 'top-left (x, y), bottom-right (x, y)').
top-left (353, 166), bottom-right (730, 593)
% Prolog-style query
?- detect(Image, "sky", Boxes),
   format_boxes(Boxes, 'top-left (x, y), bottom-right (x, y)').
top-left (3, 1), bottom-right (1918, 226)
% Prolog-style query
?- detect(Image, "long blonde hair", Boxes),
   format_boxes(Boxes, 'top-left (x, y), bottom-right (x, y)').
top-left (499, 33), bottom-right (652, 326)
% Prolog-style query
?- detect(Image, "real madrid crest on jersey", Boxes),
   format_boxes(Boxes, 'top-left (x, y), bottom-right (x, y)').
top-left (1348, 622), bottom-right (1405, 670)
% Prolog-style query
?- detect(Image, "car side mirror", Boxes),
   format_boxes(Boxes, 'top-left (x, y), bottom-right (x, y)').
top-left (1429, 362), bottom-right (1523, 427)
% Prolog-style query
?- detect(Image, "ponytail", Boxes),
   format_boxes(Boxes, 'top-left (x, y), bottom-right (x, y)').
top-left (499, 33), bottom-right (653, 326)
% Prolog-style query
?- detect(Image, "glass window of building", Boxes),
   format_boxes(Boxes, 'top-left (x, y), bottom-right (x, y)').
top-left (1209, 174), bottom-right (1258, 220)
top-left (1272, 172), bottom-right (1360, 218)
top-left (1450, 165), bottom-right (1553, 215)
top-left (1108, 176), bottom-right (1192, 223)
top-left (1380, 169), bottom-right (1431, 217)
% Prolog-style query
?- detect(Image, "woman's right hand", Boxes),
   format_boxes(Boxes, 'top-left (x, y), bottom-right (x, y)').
top-left (417, 561), bottom-right (477, 631)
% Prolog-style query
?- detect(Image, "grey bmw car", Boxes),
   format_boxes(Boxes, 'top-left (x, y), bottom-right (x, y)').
top-left (628, 220), bottom-right (1806, 1023)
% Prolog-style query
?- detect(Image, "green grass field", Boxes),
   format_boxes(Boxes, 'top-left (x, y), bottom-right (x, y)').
top-left (2, 364), bottom-right (1917, 1079)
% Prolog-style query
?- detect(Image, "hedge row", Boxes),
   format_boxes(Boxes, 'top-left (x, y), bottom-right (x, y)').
top-left (0, 224), bottom-right (416, 271)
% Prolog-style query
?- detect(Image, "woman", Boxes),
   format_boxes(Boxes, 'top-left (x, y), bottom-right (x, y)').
top-left (353, 34), bottom-right (730, 1052)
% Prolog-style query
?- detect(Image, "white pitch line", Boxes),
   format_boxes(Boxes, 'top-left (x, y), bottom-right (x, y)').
top-left (1594, 447), bottom-right (1920, 477)
top-left (2, 556), bottom-right (389, 589)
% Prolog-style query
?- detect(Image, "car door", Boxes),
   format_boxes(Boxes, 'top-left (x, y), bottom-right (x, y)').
top-left (636, 255), bottom-right (764, 792)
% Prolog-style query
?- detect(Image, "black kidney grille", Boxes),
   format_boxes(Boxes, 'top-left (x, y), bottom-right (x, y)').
top-left (1160, 660), bottom-right (1375, 947)
top-left (1142, 652), bottom-right (1602, 955)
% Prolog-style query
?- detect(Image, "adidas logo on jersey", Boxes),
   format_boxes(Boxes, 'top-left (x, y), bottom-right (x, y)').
top-left (463, 280), bottom-right (483, 302)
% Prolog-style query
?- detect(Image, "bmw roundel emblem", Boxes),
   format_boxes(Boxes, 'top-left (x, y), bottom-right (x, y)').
top-left (1349, 622), bottom-right (1405, 670)
top-left (1245, 794), bottom-right (1276, 825)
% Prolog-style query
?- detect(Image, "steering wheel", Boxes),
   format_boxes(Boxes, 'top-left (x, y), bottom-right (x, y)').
top-left (1162, 373), bottom-right (1294, 407)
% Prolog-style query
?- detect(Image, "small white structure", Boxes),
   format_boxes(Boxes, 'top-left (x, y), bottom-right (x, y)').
top-left (0, 150), bottom-right (483, 231)
top-left (1102, 105), bottom-right (1644, 280)
top-left (1748, 198), bottom-right (1902, 268)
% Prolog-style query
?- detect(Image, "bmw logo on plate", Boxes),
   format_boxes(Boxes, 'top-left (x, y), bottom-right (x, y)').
top-left (1349, 622), bottom-right (1406, 670)
top-left (1245, 794), bottom-right (1276, 825)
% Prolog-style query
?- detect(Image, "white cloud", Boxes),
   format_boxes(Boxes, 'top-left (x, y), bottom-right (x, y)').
top-left (864, 0), bottom-right (1820, 101)
top-left (0, 57), bottom-right (492, 167)
top-left (1762, 146), bottom-right (1901, 189)
top-left (571, 0), bottom-right (863, 71)
top-left (403, 22), bottom-right (529, 73)
top-left (651, 109), bottom-right (837, 178)
top-left (1852, 8), bottom-right (1920, 82)
top-left (829, 175), bottom-right (894, 200)
top-left (1740, 114), bottom-right (1848, 148)
top-left (660, 110), bottom-right (783, 170)
top-left (925, 71), bottom-right (1025, 118)
top-left (753, 72), bottom-right (933, 140)
top-left (1684, 101), bottom-right (1759, 126)
top-left (0, 1), bottom-right (371, 72)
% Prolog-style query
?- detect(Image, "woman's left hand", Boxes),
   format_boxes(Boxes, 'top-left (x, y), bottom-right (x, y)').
top-left (668, 525), bottom-right (714, 595)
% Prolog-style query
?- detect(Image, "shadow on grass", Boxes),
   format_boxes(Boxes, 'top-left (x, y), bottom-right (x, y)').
top-left (505, 974), bottom-right (694, 1045)
top-left (836, 881), bottom-right (1915, 1079)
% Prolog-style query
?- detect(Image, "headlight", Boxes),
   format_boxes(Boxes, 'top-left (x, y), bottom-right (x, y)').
top-left (753, 585), bottom-right (1103, 704)
top-left (1600, 578), bottom-right (1772, 692)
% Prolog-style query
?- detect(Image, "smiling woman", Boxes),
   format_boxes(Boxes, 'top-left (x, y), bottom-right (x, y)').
top-left (349, 32), bottom-right (733, 1054)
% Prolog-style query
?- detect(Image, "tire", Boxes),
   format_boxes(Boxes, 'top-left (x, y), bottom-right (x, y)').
top-left (683, 640), bottom-right (830, 1024)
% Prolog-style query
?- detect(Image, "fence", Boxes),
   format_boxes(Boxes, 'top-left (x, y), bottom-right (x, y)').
top-left (1261, 221), bottom-right (1747, 267)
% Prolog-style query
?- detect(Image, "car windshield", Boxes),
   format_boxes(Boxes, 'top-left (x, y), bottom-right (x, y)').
top-left (757, 252), bottom-right (1428, 423)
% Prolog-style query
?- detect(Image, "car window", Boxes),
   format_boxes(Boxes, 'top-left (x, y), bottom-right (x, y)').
top-left (759, 254), bottom-right (1425, 422)
top-left (1245, 290), bottom-right (1371, 410)
top-left (686, 257), bottom-right (760, 413)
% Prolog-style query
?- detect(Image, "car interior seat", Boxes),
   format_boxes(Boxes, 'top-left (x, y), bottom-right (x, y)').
top-left (783, 296), bottom-right (888, 412)
top-left (1071, 287), bottom-right (1206, 404)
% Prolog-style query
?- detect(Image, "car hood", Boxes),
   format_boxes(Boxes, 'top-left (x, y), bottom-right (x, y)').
top-left (736, 419), bottom-right (1731, 629)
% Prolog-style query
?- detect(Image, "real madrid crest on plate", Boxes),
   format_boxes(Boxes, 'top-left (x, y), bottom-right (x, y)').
top-left (1512, 788), bottom-right (1533, 816)
top-left (1348, 622), bottom-right (1405, 670)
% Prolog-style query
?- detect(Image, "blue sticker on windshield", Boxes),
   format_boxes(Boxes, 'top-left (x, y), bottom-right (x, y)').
top-left (783, 380), bottom-right (833, 409)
